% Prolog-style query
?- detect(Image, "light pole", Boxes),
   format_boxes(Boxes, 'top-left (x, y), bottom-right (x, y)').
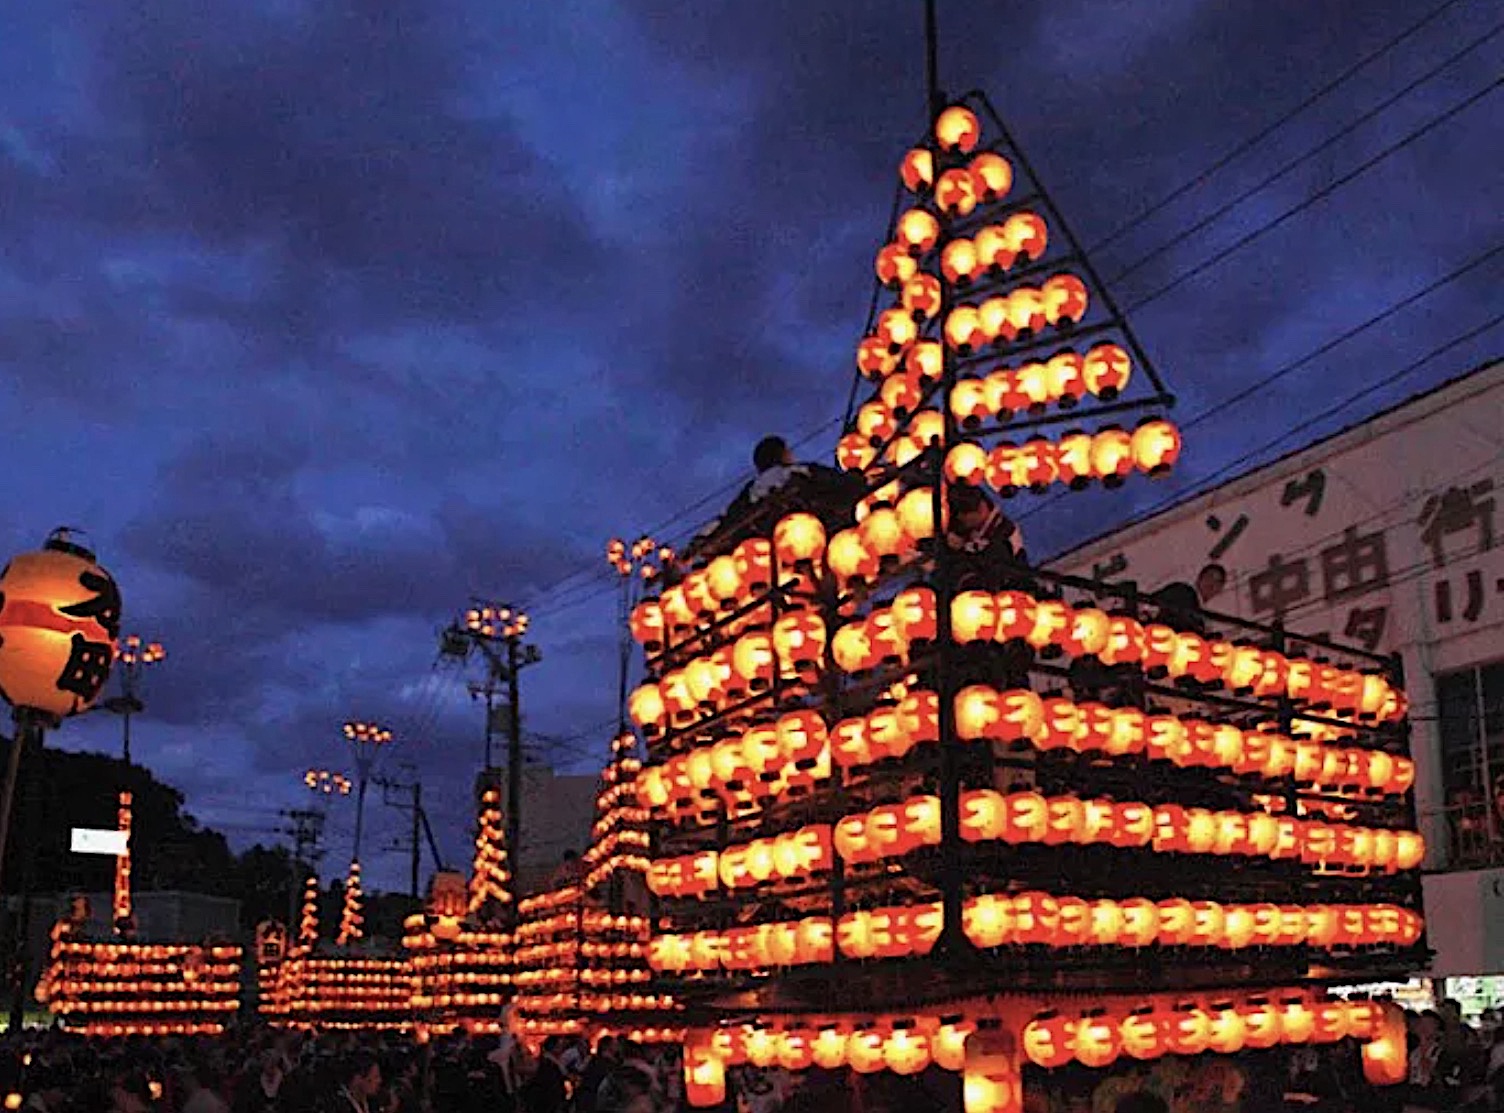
top-left (341, 721), bottom-right (392, 863)
top-left (103, 635), bottom-right (164, 766)
top-left (441, 604), bottom-right (540, 871)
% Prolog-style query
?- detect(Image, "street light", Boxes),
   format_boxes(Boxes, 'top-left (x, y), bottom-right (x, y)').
top-left (342, 720), bottom-right (392, 862)
top-left (104, 635), bottom-right (166, 765)
top-left (305, 768), bottom-right (353, 796)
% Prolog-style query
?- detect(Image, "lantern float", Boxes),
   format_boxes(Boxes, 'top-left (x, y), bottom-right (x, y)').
top-left (607, 94), bottom-right (1422, 1110)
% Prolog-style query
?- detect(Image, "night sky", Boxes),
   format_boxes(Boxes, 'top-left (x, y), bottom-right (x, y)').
top-left (2, 0), bottom-right (1499, 890)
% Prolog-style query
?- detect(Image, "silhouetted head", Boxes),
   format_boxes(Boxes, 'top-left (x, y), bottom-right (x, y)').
top-left (753, 436), bottom-right (793, 472)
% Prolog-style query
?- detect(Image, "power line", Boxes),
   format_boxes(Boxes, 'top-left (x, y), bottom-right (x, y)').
top-left (1087, 0), bottom-right (1471, 256)
top-left (1107, 23), bottom-right (1504, 288)
top-left (1123, 77), bottom-right (1502, 315)
top-left (1017, 244), bottom-right (1504, 529)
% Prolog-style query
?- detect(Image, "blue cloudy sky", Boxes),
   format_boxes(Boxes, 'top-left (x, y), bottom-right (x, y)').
top-left (1, 0), bottom-right (1499, 889)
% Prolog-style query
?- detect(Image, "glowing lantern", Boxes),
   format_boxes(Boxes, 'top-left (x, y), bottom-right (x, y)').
top-left (1061, 608), bottom-right (1110, 659)
top-left (892, 587), bottom-right (938, 647)
top-left (860, 506), bottom-right (906, 564)
top-left (1055, 432), bottom-right (1095, 486)
top-left (1005, 212), bottom-right (1048, 260)
top-left (1090, 428), bottom-right (1135, 483)
top-left (1042, 274), bottom-right (1088, 326)
top-left (987, 442), bottom-right (1020, 491)
top-left (1026, 598), bottom-right (1072, 651)
top-left (1022, 1013), bottom-right (1074, 1070)
top-left (1121, 1008), bottom-right (1163, 1061)
top-left (1004, 287), bottom-right (1046, 338)
top-left (978, 297), bottom-right (1011, 345)
top-left (1361, 1002), bottom-right (1408, 1087)
top-left (1131, 420), bottom-right (1181, 476)
top-left (1207, 1003), bottom-right (1247, 1055)
top-left (847, 1028), bottom-right (887, 1074)
top-left (943, 239), bottom-right (981, 285)
top-left (963, 1028), bottom-right (1020, 1113)
top-left (969, 153), bottom-right (1013, 203)
top-left (832, 622), bottom-right (876, 674)
top-left (908, 339), bottom-right (943, 383)
top-left (734, 538), bottom-right (774, 594)
top-left (629, 600), bottom-right (665, 651)
top-left (945, 443), bottom-right (989, 485)
top-left (945, 305), bottom-right (987, 354)
top-left (1046, 352), bottom-right (1086, 405)
top-left (952, 591), bottom-right (999, 644)
top-left (774, 513), bottom-right (826, 570)
top-left (955, 685), bottom-right (1001, 741)
top-left (1167, 1004), bottom-right (1211, 1056)
top-left (1082, 343), bottom-right (1131, 397)
top-left (884, 1024), bottom-right (932, 1075)
top-left (705, 556), bottom-right (742, 609)
top-left (684, 1039), bottom-right (725, 1108)
top-left (777, 1029), bottom-right (815, 1072)
top-left (935, 105), bottom-right (981, 153)
top-left (0, 532), bottom-right (122, 719)
top-left (875, 243), bottom-right (919, 289)
top-left (628, 684), bottom-right (666, 737)
top-left (910, 409), bottom-right (944, 447)
top-left (876, 307), bottom-right (919, 352)
top-left (1243, 999), bottom-right (1281, 1050)
top-left (900, 148), bottom-right (934, 192)
top-left (856, 401), bottom-right (896, 445)
top-left (827, 529), bottom-right (878, 589)
top-left (733, 632), bottom-right (776, 689)
top-left (936, 168), bottom-right (980, 218)
top-left (901, 274), bottom-right (944, 321)
top-left (896, 487), bottom-right (938, 548)
top-left (994, 591), bottom-right (1038, 641)
top-left (897, 209), bottom-right (941, 256)
top-left (1075, 1011), bottom-right (1121, 1069)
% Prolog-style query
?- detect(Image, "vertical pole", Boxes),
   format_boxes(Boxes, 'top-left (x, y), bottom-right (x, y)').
top-left (121, 705), bottom-right (133, 766)
top-left (924, 0), bottom-right (942, 119)
top-left (483, 685), bottom-right (496, 772)
top-left (0, 717), bottom-right (28, 896)
top-left (8, 721), bottom-right (44, 1033)
top-left (353, 767), bottom-right (369, 863)
top-left (506, 636), bottom-right (523, 874)
top-left (410, 781), bottom-right (422, 900)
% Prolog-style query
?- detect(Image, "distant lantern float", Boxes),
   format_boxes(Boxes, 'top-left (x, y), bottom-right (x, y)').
top-left (0, 530), bottom-right (122, 719)
top-left (935, 105), bottom-right (981, 153)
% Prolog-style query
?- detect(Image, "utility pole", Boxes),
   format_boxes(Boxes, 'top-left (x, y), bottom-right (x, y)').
top-left (278, 807), bottom-right (325, 925)
top-left (441, 602), bottom-right (541, 876)
top-left (376, 765), bottom-right (444, 900)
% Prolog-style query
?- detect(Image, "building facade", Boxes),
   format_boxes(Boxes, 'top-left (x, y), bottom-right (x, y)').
top-left (1054, 360), bottom-right (1504, 1001)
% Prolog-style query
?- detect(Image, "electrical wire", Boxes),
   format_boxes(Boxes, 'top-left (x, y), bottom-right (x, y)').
top-left (1107, 23), bottom-right (1504, 288)
top-left (1122, 76), bottom-right (1502, 315)
top-left (1087, 0), bottom-right (1471, 256)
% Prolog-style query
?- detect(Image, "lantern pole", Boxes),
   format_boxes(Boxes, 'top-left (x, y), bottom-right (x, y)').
top-left (924, 0), bottom-right (942, 121)
top-left (342, 721), bottom-right (392, 863)
top-left (103, 636), bottom-right (164, 766)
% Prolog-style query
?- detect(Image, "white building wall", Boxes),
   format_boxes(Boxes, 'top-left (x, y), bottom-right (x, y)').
top-left (1054, 361), bottom-right (1504, 946)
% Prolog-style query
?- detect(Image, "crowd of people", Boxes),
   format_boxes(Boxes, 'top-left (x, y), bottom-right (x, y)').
top-left (2, 1002), bottom-right (1504, 1113)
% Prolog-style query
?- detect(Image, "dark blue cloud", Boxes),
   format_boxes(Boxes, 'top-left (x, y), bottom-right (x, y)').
top-left (2, 0), bottom-right (1499, 890)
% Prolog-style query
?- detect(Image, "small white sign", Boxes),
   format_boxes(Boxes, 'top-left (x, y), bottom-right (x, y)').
top-left (70, 828), bottom-right (128, 856)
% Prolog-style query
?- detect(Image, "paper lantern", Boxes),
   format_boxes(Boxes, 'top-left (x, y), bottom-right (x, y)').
top-left (1055, 432), bottom-right (1095, 486)
top-left (1083, 343), bottom-right (1131, 397)
top-left (628, 685), bottom-right (667, 736)
top-left (1207, 1003), bottom-right (1247, 1055)
top-left (1090, 428), bottom-right (1135, 482)
top-left (847, 1029), bottom-right (887, 1074)
top-left (1022, 1013), bottom-right (1074, 1069)
top-left (1075, 1011), bottom-right (1122, 1069)
top-left (963, 1028), bottom-right (1021, 1113)
top-left (900, 148), bottom-right (934, 192)
top-left (827, 529), bottom-right (878, 588)
top-left (936, 168), bottom-right (980, 218)
top-left (965, 894), bottom-right (1013, 948)
top-left (0, 533), bottom-right (122, 718)
top-left (1166, 1003), bottom-right (1211, 1056)
top-left (946, 305), bottom-right (987, 353)
top-left (970, 152), bottom-right (1013, 202)
top-left (884, 1024), bottom-right (932, 1075)
top-left (1042, 274), bottom-right (1088, 326)
top-left (1121, 1008), bottom-right (1164, 1061)
top-left (812, 1027), bottom-right (848, 1070)
top-left (683, 1040), bottom-right (725, 1107)
top-left (945, 443), bottom-right (989, 485)
top-left (935, 105), bottom-right (981, 153)
top-left (1361, 1002), bottom-right (1408, 1087)
top-left (629, 600), bottom-right (665, 651)
top-left (897, 209), bottom-right (941, 256)
top-left (833, 621), bottom-right (877, 674)
top-left (772, 612), bottom-right (825, 676)
top-left (901, 274), bottom-right (944, 322)
top-left (956, 685), bottom-right (1001, 741)
top-left (1131, 420), bottom-right (1181, 475)
top-left (952, 591), bottom-right (999, 644)
top-left (774, 513), bottom-right (826, 571)
top-left (777, 1029), bottom-right (815, 1072)
top-left (874, 244), bottom-right (919, 289)
top-left (943, 239), bottom-right (981, 286)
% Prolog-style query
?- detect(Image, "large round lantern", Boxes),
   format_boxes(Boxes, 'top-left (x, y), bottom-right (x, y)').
top-left (0, 531), bottom-right (122, 719)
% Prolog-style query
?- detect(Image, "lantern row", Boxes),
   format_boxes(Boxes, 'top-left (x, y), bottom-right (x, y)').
top-left (469, 789), bottom-right (513, 913)
top-left (872, 210), bottom-right (1047, 299)
top-left (681, 989), bottom-right (1405, 1109)
top-left (648, 788), bottom-right (1423, 900)
top-left (651, 891), bottom-right (1421, 975)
